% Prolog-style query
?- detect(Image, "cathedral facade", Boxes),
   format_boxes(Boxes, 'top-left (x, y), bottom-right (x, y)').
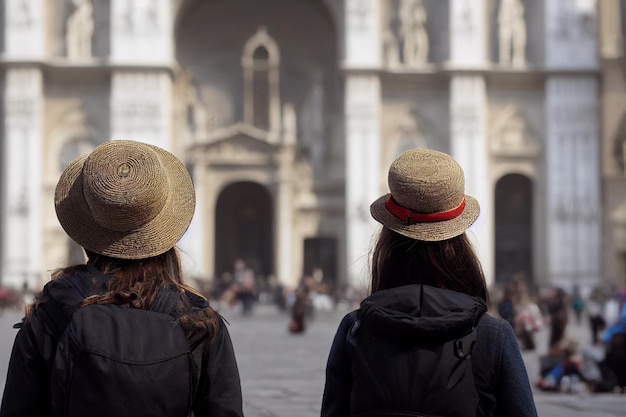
top-left (0, 0), bottom-right (619, 297)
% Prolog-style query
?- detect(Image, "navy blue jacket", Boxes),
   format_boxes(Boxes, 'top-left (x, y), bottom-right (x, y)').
top-left (0, 266), bottom-right (243, 417)
top-left (321, 284), bottom-right (538, 417)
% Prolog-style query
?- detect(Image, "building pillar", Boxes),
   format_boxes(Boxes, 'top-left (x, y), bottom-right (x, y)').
top-left (275, 147), bottom-right (296, 288)
top-left (110, 71), bottom-right (172, 149)
top-left (111, 0), bottom-right (172, 64)
top-left (1, 69), bottom-right (44, 290)
top-left (545, 80), bottom-right (601, 290)
top-left (449, 0), bottom-right (493, 284)
top-left (1, 1), bottom-right (44, 288)
top-left (109, 0), bottom-right (172, 148)
top-left (343, 0), bottom-right (381, 288)
top-left (178, 159), bottom-right (208, 280)
top-left (544, 1), bottom-right (601, 291)
top-left (4, 0), bottom-right (44, 58)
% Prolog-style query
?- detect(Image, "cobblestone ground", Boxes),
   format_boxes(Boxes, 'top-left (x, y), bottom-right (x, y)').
top-left (2, 304), bottom-right (626, 416)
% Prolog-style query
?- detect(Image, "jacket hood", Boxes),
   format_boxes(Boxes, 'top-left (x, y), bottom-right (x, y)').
top-left (359, 284), bottom-right (486, 343)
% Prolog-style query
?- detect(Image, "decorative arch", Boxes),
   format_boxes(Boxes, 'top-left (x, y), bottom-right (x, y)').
top-left (214, 181), bottom-right (274, 279)
top-left (494, 173), bottom-right (534, 286)
top-left (242, 26), bottom-right (281, 134)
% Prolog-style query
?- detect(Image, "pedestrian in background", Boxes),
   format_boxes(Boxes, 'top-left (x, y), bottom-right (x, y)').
top-left (571, 285), bottom-right (585, 325)
top-left (587, 286), bottom-right (607, 345)
top-left (546, 287), bottom-right (569, 355)
top-left (0, 140), bottom-right (243, 417)
top-left (321, 149), bottom-right (537, 417)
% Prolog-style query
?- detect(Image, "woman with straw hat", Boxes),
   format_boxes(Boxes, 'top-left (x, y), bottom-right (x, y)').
top-left (321, 149), bottom-right (537, 417)
top-left (0, 140), bottom-right (243, 417)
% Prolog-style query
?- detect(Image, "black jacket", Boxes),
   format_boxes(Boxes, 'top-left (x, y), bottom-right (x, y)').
top-left (321, 284), bottom-right (538, 417)
top-left (0, 266), bottom-right (243, 417)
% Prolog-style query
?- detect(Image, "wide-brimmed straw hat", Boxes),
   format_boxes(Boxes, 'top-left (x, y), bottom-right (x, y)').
top-left (54, 140), bottom-right (196, 259)
top-left (370, 149), bottom-right (480, 241)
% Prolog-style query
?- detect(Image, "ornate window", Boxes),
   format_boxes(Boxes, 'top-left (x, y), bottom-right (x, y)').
top-left (242, 26), bottom-right (281, 135)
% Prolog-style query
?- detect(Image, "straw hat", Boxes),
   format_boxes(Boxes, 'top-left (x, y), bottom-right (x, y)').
top-left (370, 149), bottom-right (479, 241)
top-left (54, 140), bottom-right (196, 259)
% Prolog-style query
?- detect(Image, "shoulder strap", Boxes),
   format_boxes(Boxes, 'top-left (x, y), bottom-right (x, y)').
top-left (346, 309), bottom-right (362, 350)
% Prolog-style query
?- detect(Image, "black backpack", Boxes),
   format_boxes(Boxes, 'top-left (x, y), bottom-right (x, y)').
top-left (50, 288), bottom-right (198, 417)
top-left (347, 311), bottom-right (486, 417)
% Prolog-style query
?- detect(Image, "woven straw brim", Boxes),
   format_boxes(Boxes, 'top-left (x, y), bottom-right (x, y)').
top-left (54, 144), bottom-right (195, 259)
top-left (370, 193), bottom-right (480, 241)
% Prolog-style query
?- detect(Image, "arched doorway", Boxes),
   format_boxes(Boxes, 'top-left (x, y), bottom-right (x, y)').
top-left (214, 182), bottom-right (273, 280)
top-left (495, 174), bottom-right (533, 286)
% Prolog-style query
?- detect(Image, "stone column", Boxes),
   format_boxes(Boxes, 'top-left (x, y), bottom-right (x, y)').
top-left (449, 0), bottom-right (493, 284)
top-left (544, 1), bottom-right (601, 291)
top-left (110, 71), bottom-right (172, 149)
top-left (450, 0), bottom-right (486, 67)
top-left (177, 160), bottom-right (208, 280)
top-left (1, 1), bottom-right (44, 288)
top-left (111, 0), bottom-right (171, 63)
top-left (344, 0), bottom-right (381, 288)
top-left (1, 69), bottom-right (43, 289)
top-left (275, 146), bottom-right (296, 288)
top-left (4, 0), bottom-right (44, 58)
top-left (545, 80), bottom-right (601, 290)
top-left (450, 77), bottom-right (492, 285)
top-left (110, 0), bottom-right (172, 147)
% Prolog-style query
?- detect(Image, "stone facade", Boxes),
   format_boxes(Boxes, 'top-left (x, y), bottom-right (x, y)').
top-left (0, 0), bottom-right (614, 297)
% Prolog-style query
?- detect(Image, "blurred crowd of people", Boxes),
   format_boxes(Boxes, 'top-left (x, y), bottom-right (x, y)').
top-left (195, 259), bottom-right (364, 335)
top-left (495, 273), bottom-right (626, 395)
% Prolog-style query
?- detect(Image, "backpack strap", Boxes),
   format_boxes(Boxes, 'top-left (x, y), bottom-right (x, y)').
top-left (346, 310), bottom-right (362, 350)
top-left (454, 327), bottom-right (477, 360)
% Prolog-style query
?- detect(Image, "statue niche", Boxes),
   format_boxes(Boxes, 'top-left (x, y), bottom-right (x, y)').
top-left (498, 0), bottom-right (526, 67)
top-left (66, 0), bottom-right (93, 59)
top-left (383, 0), bottom-right (429, 68)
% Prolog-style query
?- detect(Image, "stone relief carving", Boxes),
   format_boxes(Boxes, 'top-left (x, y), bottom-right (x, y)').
top-left (491, 106), bottom-right (538, 156)
top-left (498, 0), bottom-right (526, 66)
top-left (400, 0), bottom-right (429, 66)
top-left (383, 0), bottom-right (429, 68)
top-left (66, 0), bottom-right (93, 59)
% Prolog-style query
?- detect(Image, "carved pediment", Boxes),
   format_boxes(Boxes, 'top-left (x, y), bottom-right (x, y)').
top-left (490, 106), bottom-right (539, 157)
top-left (198, 123), bottom-right (280, 162)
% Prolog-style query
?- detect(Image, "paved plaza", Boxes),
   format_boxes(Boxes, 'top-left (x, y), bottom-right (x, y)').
top-left (1, 304), bottom-right (626, 416)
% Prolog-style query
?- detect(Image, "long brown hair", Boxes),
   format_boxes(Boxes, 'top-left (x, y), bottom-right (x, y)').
top-left (28, 247), bottom-right (220, 346)
top-left (370, 227), bottom-right (488, 302)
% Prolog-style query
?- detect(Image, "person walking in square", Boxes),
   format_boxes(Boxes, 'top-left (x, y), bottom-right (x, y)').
top-left (321, 149), bottom-right (537, 417)
top-left (1, 140), bottom-right (244, 417)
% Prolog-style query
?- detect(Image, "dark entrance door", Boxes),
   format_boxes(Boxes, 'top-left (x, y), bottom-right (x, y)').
top-left (495, 174), bottom-right (533, 286)
top-left (303, 237), bottom-right (338, 285)
top-left (214, 182), bottom-right (273, 280)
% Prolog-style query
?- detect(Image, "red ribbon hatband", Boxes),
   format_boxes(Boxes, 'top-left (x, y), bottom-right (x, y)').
top-left (385, 196), bottom-right (465, 224)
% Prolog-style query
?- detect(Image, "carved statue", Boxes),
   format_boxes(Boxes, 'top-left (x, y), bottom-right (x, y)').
top-left (498, 0), bottom-right (526, 66)
top-left (382, 29), bottom-right (401, 68)
top-left (400, 0), bottom-right (429, 66)
top-left (66, 0), bottom-right (93, 59)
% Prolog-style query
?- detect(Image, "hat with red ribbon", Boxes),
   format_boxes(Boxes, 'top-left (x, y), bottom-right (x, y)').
top-left (370, 149), bottom-right (480, 241)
